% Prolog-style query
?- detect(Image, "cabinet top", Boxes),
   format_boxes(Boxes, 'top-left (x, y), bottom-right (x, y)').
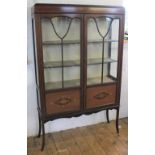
top-left (32, 3), bottom-right (125, 15)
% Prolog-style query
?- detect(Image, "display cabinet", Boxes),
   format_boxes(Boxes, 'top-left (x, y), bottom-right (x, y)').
top-left (32, 4), bottom-right (125, 150)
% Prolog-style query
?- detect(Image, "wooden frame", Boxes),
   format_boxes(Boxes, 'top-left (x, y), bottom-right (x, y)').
top-left (32, 4), bottom-right (125, 151)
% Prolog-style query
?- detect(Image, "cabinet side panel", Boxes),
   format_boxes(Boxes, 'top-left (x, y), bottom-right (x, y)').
top-left (32, 18), bottom-right (41, 110)
top-left (116, 15), bottom-right (125, 105)
top-left (34, 14), bottom-right (46, 116)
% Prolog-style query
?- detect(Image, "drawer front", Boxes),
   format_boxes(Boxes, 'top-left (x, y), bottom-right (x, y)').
top-left (86, 85), bottom-right (116, 109)
top-left (46, 89), bottom-right (80, 115)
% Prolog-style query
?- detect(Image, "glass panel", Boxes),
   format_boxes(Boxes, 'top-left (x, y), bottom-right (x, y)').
top-left (87, 17), bottom-right (119, 86)
top-left (64, 66), bottom-right (80, 88)
top-left (51, 17), bottom-right (72, 38)
top-left (109, 19), bottom-right (119, 78)
top-left (44, 68), bottom-right (62, 90)
top-left (96, 17), bottom-right (112, 37)
top-left (41, 16), bottom-right (81, 90)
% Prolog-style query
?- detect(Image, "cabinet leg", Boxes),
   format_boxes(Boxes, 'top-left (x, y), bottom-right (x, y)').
top-left (41, 121), bottom-right (45, 151)
top-left (116, 107), bottom-right (120, 134)
top-left (37, 113), bottom-right (41, 138)
top-left (106, 109), bottom-right (110, 123)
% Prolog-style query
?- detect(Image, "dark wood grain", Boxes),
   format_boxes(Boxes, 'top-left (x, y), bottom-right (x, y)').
top-left (86, 84), bottom-right (116, 109)
top-left (33, 4), bottom-right (125, 15)
top-left (46, 89), bottom-right (80, 114)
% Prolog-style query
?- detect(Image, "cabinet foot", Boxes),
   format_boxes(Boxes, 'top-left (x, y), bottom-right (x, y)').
top-left (106, 109), bottom-right (110, 123)
top-left (37, 112), bottom-right (41, 138)
top-left (116, 107), bottom-right (120, 134)
top-left (41, 121), bottom-right (45, 151)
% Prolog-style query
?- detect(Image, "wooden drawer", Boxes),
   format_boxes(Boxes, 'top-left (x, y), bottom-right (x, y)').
top-left (86, 85), bottom-right (116, 109)
top-left (45, 89), bottom-right (80, 115)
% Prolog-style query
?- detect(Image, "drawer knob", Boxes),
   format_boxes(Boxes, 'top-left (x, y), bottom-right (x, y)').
top-left (94, 92), bottom-right (109, 100)
top-left (55, 97), bottom-right (71, 106)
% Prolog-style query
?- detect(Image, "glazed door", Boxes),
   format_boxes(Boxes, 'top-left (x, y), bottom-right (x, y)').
top-left (40, 14), bottom-right (83, 114)
top-left (85, 14), bottom-right (120, 109)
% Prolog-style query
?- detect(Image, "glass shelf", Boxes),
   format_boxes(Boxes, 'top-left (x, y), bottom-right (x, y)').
top-left (87, 76), bottom-right (115, 85)
top-left (44, 60), bottom-right (80, 68)
top-left (42, 39), bottom-right (118, 45)
top-left (44, 58), bottom-right (117, 68)
top-left (45, 79), bottom-right (80, 90)
top-left (45, 76), bottom-right (115, 90)
top-left (87, 58), bottom-right (117, 65)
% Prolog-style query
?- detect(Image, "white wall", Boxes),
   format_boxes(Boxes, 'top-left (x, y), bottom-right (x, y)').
top-left (27, 0), bottom-right (127, 137)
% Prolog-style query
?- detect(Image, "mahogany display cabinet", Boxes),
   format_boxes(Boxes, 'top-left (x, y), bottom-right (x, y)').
top-left (32, 4), bottom-right (125, 150)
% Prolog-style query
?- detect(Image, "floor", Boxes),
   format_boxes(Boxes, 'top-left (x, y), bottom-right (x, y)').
top-left (27, 118), bottom-right (128, 155)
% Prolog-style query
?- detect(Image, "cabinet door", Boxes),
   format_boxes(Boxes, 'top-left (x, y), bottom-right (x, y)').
top-left (41, 15), bottom-right (82, 90)
top-left (86, 15), bottom-right (120, 108)
top-left (40, 14), bottom-right (82, 114)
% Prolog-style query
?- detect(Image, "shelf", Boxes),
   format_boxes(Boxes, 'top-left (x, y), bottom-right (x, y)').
top-left (45, 79), bottom-right (80, 90)
top-left (87, 58), bottom-right (117, 65)
top-left (87, 76), bottom-right (115, 85)
top-left (42, 39), bottom-right (118, 45)
top-left (45, 76), bottom-right (115, 90)
top-left (44, 58), bottom-right (117, 68)
top-left (44, 60), bottom-right (80, 68)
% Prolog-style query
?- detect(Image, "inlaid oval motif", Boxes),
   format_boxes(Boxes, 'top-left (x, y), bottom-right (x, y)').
top-left (94, 92), bottom-right (109, 100)
top-left (54, 97), bottom-right (71, 106)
